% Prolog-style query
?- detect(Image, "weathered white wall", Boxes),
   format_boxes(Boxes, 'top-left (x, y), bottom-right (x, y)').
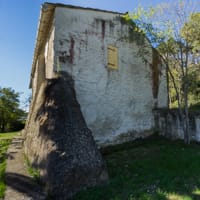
top-left (45, 27), bottom-right (56, 79)
top-left (157, 64), bottom-right (168, 108)
top-left (43, 7), bottom-right (168, 146)
top-left (156, 109), bottom-right (200, 142)
top-left (32, 54), bottom-right (45, 101)
top-left (32, 26), bottom-right (55, 100)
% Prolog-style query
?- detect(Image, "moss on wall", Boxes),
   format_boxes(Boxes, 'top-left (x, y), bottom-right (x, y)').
top-left (120, 15), bottom-right (145, 45)
top-left (120, 14), bottom-right (163, 105)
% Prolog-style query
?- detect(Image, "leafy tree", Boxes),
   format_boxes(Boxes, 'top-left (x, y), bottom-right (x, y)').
top-left (181, 12), bottom-right (200, 53)
top-left (127, 1), bottom-right (200, 144)
top-left (0, 87), bottom-right (26, 132)
top-left (181, 12), bottom-right (200, 105)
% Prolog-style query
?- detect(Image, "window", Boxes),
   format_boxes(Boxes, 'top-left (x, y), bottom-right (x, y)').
top-left (107, 45), bottom-right (118, 70)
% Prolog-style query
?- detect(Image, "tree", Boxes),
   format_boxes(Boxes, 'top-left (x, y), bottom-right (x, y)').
top-left (182, 12), bottom-right (200, 53)
top-left (181, 12), bottom-right (200, 105)
top-left (127, 1), bottom-right (200, 144)
top-left (0, 87), bottom-right (26, 132)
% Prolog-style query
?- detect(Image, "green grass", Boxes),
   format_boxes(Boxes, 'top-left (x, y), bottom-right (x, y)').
top-left (74, 136), bottom-right (200, 200)
top-left (189, 103), bottom-right (200, 111)
top-left (0, 132), bottom-right (19, 198)
top-left (0, 131), bottom-right (19, 139)
top-left (24, 154), bottom-right (42, 185)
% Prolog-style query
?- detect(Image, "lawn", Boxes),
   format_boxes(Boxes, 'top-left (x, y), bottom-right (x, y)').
top-left (0, 132), bottom-right (18, 198)
top-left (0, 132), bottom-right (19, 140)
top-left (74, 136), bottom-right (200, 200)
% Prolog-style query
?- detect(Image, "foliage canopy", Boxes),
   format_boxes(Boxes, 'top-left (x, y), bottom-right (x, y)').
top-left (125, 1), bottom-right (200, 144)
top-left (0, 87), bottom-right (26, 132)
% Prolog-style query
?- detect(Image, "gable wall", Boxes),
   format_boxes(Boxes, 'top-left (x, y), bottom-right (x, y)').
top-left (42, 7), bottom-right (168, 146)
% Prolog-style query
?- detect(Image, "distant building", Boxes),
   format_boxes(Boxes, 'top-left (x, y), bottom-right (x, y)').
top-left (27, 3), bottom-right (167, 146)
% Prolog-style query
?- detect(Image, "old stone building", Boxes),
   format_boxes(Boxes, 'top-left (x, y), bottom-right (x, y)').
top-left (24, 2), bottom-right (168, 198)
top-left (27, 3), bottom-right (167, 146)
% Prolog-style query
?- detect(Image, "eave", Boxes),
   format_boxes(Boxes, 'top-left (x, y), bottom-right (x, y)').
top-left (30, 2), bottom-right (123, 88)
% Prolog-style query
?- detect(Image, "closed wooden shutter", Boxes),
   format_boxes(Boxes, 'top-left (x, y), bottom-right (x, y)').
top-left (107, 45), bottom-right (118, 70)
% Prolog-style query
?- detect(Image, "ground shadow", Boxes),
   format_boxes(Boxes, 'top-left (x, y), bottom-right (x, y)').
top-left (5, 172), bottom-right (46, 200)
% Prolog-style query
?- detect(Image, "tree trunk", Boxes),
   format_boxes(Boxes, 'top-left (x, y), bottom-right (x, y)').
top-left (167, 62), bottom-right (187, 142)
top-left (1, 116), bottom-right (5, 133)
top-left (183, 80), bottom-right (190, 144)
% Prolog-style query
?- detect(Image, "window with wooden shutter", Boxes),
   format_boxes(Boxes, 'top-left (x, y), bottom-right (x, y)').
top-left (107, 45), bottom-right (118, 70)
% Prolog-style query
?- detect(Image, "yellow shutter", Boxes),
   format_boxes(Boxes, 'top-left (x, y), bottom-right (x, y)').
top-left (107, 45), bottom-right (118, 70)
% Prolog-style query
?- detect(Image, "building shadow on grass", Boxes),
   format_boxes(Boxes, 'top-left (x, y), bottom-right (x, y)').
top-left (5, 172), bottom-right (46, 200)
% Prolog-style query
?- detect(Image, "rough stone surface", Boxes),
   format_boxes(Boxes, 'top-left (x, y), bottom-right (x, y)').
top-left (24, 73), bottom-right (108, 199)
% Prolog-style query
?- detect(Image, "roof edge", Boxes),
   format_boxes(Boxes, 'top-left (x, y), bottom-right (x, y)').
top-left (44, 2), bottom-right (124, 15)
top-left (30, 2), bottom-right (125, 88)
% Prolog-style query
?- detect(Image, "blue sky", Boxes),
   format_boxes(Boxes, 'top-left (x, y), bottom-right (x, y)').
top-left (0, 0), bottom-right (199, 108)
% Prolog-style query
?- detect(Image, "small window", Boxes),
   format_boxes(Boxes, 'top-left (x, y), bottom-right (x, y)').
top-left (107, 45), bottom-right (118, 70)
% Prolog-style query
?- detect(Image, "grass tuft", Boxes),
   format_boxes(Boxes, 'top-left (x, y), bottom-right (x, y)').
top-left (0, 132), bottom-right (19, 198)
top-left (0, 139), bottom-right (12, 198)
top-left (24, 154), bottom-right (41, 184)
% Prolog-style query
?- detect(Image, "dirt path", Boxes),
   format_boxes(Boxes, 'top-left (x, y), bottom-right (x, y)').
top-left (4, 136), bottom-right (46, 200)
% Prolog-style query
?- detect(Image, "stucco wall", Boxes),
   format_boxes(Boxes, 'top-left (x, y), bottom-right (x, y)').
top-left (42, 7), bottom-right (168, 146)
top-left (45, 27), bottom-right (56, 79)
